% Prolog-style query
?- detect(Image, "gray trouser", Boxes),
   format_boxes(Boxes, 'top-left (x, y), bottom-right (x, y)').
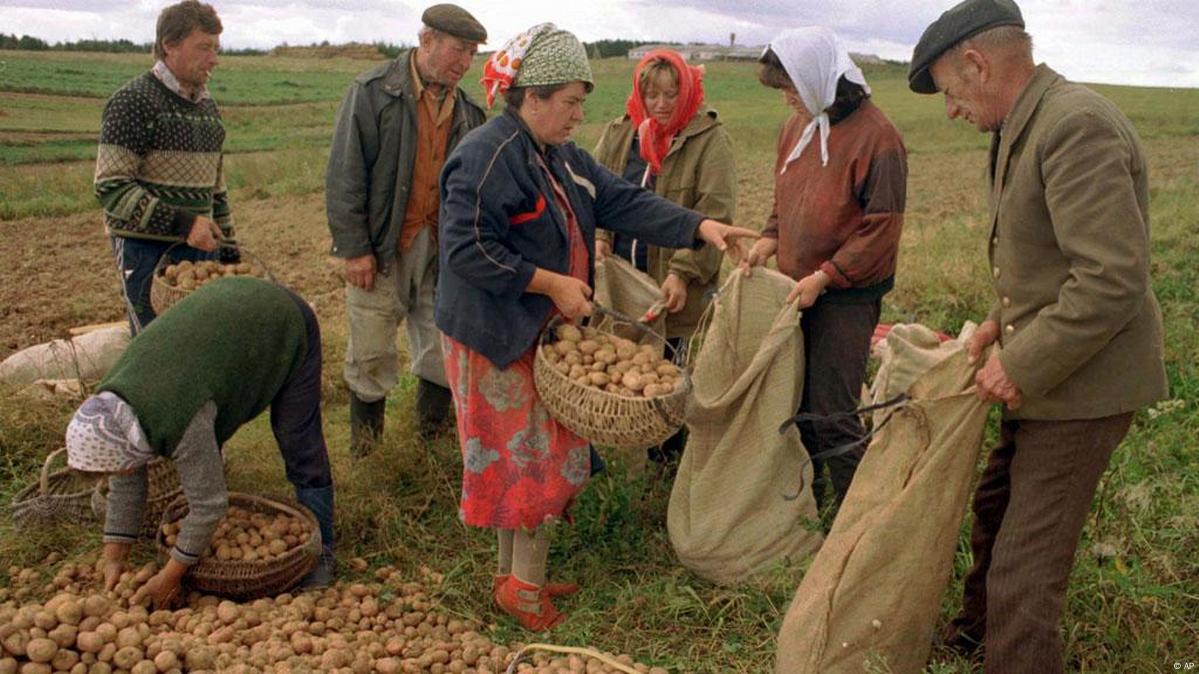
top-left (343, 228), bottom-right (447, 402)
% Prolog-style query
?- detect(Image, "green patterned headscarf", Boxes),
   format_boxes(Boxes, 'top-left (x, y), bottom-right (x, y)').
top-left (482, 23), bottom-right (593, 107)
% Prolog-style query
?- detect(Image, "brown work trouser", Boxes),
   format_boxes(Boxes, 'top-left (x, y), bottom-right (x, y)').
top-left (947, 412), bottom-right (1134, 673)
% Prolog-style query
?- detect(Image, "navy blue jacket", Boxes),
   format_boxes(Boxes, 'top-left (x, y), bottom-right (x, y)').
top-left (436, 108), bottom-right (705, 368)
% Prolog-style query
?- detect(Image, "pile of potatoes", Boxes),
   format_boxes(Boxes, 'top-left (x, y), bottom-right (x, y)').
top-left (161, 506), bottom-right (311, 564)
top-left (160, 259), bottom-right (266, 292)
top-left (544, 324), bottom-right (683, 398)
top-left (0, 557), bottom-right (670, 674)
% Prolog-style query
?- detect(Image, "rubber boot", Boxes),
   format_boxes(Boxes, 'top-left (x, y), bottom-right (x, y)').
top-left (295, 485), bottom-right (336, 590)
top-left (350, 395), bottom-right (384, 457)
top-left (415, 378), bottom-right (453, 440)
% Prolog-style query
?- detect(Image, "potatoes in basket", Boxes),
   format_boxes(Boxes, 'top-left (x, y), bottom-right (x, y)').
top-left (546, 324), bottom-right (683, 398)
top-left (160, 259), bottom-right (266, 291)
top-left (160, 505), bottom-right (311, 563)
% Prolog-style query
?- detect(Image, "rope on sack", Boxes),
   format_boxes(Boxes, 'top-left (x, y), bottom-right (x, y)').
top-left (776, 393), bottom-right (909, 501)
top-left (505, 643), bottom-right (643, 674)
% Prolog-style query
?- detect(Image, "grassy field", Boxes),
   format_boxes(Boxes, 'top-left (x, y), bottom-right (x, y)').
top-left (0, 49), bottom-right (1196, 672)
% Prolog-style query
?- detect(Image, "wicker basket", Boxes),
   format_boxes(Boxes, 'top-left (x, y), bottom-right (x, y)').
top-left (157, 492), bottom-right (320, 600)
top-left (533, 312), bottom-right (691, 451)
top-left (149, 243), bottom-right (273, 315)
top-left (91, 457), bottom-right (183, 540)
top-left (9, 448), bottom-right (103, 528)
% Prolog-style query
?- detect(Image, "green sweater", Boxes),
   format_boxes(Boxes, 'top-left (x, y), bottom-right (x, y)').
top-left (99, 277), bottom-right (307, 454)
top-left (94, 71), bottom-right (233, 241)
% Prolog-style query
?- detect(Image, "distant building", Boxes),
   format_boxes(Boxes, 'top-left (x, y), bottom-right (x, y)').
top-left (626, 43), bottom-right (883, 65)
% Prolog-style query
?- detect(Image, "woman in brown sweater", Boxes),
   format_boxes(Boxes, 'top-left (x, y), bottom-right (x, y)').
top-left (742, 27), bottom-right (907, 512)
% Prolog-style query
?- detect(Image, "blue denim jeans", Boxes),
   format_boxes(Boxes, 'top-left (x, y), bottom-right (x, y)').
top-left (109, 237), bottom-right (216, 334)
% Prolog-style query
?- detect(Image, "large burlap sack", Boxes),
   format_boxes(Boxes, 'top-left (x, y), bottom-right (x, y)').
top-left (593, 256), bottom-right (666, 344)
top-left (775, 324), bottom-right (991, 674)
top-left (667, 270), bottom-right (822, 585)
top-left (0, 325), bottom-right (130, 386)
top-left (868, 323), bottom-right (970, 428)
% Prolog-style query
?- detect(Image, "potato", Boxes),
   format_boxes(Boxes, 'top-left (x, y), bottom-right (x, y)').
top-left (76, 631), bottom-right (104, 654)
top-left (553, 340), bottom-right (576, 356)
top-left (24, 637), bottom-right (57, 663)
top-left (609, 371), bottom-right (623, 385)
top-left (656, 363), bottom-right (680, 377)
top-left (594, 349), bottom-right (617, 365)
top-left (643, 384), bottom-right (664, 397)
top-left (581, 353), bottom-right (594, 365)
top-left (555, 324), bottom-right (583, 343)
top-left (577, 340), bottom-right (600, 355)
top-left (623, 372), bottom-right (645, 392)
top-left (632, 352), bottom-right (652, 366)
top-left (563, 352), bottom-right (582, 366)
top-left (587, 372), bottom-right (610, 387)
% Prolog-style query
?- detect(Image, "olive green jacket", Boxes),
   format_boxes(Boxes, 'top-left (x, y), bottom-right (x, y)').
top-left (593, 106), bottom-right (737, 339)
top-left (987, 64), bottom-right (1168, 419)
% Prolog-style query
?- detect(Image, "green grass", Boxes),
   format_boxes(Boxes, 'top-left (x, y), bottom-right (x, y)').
top-left (0, 51), bottom-right (1196, 673)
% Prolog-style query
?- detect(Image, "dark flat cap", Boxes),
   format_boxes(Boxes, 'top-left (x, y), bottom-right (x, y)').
top-left (422, 3), bottom-right (487, 43)
top-left (908, 0), bottom-right (1024, 94)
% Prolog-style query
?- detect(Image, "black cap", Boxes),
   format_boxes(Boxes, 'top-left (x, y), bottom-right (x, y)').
top-left (421, 3), bottom-right (487, 44)
top-left (908, 0), bottom-right (1024, 94)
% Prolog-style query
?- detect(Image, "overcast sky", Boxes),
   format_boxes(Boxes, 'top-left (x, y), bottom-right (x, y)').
top-left (4, 0), bottom-right (1197, 88)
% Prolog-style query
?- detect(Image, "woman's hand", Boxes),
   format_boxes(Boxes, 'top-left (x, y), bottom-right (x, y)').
top-left (739, 238), bottom-right (779, 277)
top-left (529, 269), bottom-right (593, 320)
top-left (786, 270), bottom-right (831, 309)
top-left (131, 560), bottom-right (187, 610)
top-left (696, 220), bottom-right (760, 264)
top-left (101, 542), bottom-right (132, 591)
top-left (595, 239), bottom-right (612, 263)
top-left (661, 273), bottom-right (688, 313)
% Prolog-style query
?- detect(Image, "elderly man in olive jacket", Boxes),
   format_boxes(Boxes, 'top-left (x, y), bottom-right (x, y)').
top-left (325, 5), bottom-right (487, 453)
top-left (908, 1), bottom-right (1168, 672)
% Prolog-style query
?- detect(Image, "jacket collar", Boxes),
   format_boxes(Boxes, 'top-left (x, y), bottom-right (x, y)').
top-left (992, 64), bottom-right (1061, 192)
top-left (380, 49), bottom-right (418, 97)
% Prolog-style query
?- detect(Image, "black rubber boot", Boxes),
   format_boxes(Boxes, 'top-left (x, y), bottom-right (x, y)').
top-left (415, 378), bottom-right (453, 440)
top-left (350, 395), bottom-right (385, 458)
top-left (294, 485), bottom-right (336, 590)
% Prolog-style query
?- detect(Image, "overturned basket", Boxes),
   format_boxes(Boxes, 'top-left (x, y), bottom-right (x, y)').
top-left (533, 309), bottom-right (691, 451)
top-left (10, 448), bottom-right (102, 528)
top-left (149, 242), bottom-right (273, 315)
top-left (91, 457), bottom-right (183, 540)
top-left (156, 492), bottom-right (320, 600)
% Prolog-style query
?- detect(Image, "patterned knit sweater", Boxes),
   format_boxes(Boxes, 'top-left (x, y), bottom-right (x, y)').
top-left (94, 71), bottom-right (234, 241)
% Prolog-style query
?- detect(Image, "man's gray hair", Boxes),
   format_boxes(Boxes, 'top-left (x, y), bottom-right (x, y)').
top-left (955, 25), bottom-right (1033, 61)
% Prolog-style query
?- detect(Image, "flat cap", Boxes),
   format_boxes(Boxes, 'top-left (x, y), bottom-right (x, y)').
top-left (421, 3), bottom-right (487, 44)
top-left (908, 0), bottom-right (1024, 94)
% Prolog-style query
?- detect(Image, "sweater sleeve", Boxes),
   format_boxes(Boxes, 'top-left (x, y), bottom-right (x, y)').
top-left (821, 145), bottom-right (907, 288)
top-left (94, 85), bottom-right (196, 239)
top-left (212, 154), bottom-right (234, 239)
top-left (103, 467), bottom-right (148, 545)
top-left (169, 402), bottom-right (228, 566)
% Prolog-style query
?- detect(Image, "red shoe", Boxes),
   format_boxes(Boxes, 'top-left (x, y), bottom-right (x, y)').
top-left (493, 574), bottom-right (579, 597)
top-left (494, 575), bottom-right (566, 631)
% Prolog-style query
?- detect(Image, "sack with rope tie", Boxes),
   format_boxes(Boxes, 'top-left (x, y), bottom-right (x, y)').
top-left (775, 323), bottom-right (992, 674)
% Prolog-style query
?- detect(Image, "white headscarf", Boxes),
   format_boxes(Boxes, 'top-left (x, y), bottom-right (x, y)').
top-left (65, 392), bottom-right (155, 473)
top-left (768, 27), bottom-right (871, 171)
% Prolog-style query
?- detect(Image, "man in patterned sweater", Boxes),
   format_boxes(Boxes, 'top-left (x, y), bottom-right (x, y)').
top-left (95, 0), bottom-right (237, 333)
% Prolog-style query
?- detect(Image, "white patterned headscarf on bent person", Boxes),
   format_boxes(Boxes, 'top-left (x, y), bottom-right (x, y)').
top-left (65, 391), bottom-right (156, 473)
top-left (768, 27), bottom-right (870, 171)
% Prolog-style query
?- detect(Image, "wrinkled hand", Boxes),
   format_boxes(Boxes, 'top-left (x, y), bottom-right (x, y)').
top-left (131, 565), bottom-right (185, 611)
top-left (550, 275), bottom-right (593, 320)
top-left (696, 219), bottom-right (760, 264)
top-left (786, 270), bottom-right (830, 309)
top-left (975, 353), bottom-right (1023, 410)
top-left (660, 273), bottom-right (688, 313)
top-left (345, 254), bottom-right (377, 292)
top-left (186, 216), bottom-right (223, 252)
top-left (595, 239), bottom-right (612, 263)
top-left (968, 319), bottom-right (1001, 364)
top-left (739, 237), bottom-right (779, 277)
top-left (101, 542), bottom-right (131, 591)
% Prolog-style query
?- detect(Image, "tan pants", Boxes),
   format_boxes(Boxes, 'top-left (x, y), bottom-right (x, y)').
top-left (950, 412), bottom-right (1134, 673)
top-left (343, 228), bottom-right (446, 402)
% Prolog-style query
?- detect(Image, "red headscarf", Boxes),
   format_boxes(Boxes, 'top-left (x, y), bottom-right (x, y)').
top-left (625, 49), bottom-right (705, 176)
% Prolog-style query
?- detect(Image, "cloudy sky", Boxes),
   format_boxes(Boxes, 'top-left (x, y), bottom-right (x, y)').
top-left (4, 0), bottom-right (1197, 87)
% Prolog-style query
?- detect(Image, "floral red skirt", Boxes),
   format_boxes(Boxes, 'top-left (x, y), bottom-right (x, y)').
top-left (441, 334), bottom-right (591, 530)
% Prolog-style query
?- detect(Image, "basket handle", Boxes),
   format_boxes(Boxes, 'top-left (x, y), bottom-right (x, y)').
top-left (40, 447), bottom-right (68, 495)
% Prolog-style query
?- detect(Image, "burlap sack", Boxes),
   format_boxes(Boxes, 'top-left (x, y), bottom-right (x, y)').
top-left (667, 270), bottom-right (822, 585)
top-left (0, 325), bottom-right (130, 386)
top-left (775, 325), bottom-right (991, 674)
top-left (593, 256), bottom-right (666, 344)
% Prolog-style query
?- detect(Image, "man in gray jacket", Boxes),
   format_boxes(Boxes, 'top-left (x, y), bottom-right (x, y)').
top-left (325, 4), bottom-right (487, 453)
